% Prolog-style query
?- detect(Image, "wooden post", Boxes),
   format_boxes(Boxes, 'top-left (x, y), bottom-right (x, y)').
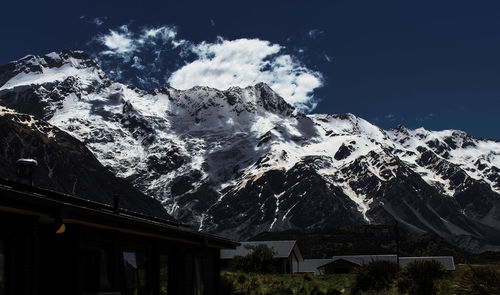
top-left (113, 195), bottom-right (119, 214)
top-left (395, 220), bottom-right (399, 264)
top-left (151, 240), bottom-right (159, 295)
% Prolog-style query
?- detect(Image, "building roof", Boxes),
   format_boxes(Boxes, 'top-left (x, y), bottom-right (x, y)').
top-left (315, 255), bottom-right (455, 272)
top-left (318, 255), bottom-right (398, 269)
top-left (399, 256), bottom-right (456, 271)
top-left (221, 240), bottom-right (300, 259)
top-left (333, 255), bottom-right (397, 266)
top-left (0, 178), bottom-right (239, 249)
top-left (293, 259), bottom-right (334, 274)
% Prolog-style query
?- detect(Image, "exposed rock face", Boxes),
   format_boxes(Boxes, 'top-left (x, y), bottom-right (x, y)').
top-left (1, 51), bottom-right (500, 252)
top-left (0, 106), bottom-right (173, 220)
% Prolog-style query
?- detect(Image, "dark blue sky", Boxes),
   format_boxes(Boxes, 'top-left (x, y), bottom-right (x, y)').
top-left (1, 0), bottom-right (499, 139)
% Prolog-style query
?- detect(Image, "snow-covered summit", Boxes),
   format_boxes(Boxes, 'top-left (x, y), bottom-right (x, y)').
top-left (0, 51), bottom-right (499, 252)
top-left (0, 50), bottom-right (108, 91)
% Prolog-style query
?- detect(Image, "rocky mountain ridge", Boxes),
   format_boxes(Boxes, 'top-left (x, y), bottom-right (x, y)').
top-left (0, 105), bottom-right (173, 220)
top-left (0, 50), bottom-right (499, 252)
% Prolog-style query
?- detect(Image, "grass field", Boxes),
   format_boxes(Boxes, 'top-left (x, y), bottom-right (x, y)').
top-left (221, 271), bottom-right (353, 294)
top-left (221, 264), bottom-right (500, 295)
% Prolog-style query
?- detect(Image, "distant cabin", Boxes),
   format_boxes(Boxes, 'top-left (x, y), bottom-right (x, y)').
top-left (220, 240), bottom-right (303, 273)
top-left (0, 178), bottom-right (238, 295)
top-left (318, 255), bottom-right (398, 274)
top-left (399, 256), bottom-right (456, 271)
top-left (300, 255), bottom-right (455, 275)
top-left (292, 259), bottom-right (334, 275)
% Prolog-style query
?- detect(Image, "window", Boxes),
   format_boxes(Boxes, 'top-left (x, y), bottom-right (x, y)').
top-left (0, 240), bottom-right (4, 295)
top-left (193, 256), bottom-right (204, 295)
top-left (81, 249), bottom-right (113, 292)
top-left (159, 255), bottom-right (168, 295)
top-left (123, 251), bottom-right (148, 295)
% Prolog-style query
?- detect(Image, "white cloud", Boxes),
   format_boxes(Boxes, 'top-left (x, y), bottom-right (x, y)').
top-left (131, 56), bottom-right (145, 70)
top-left (137, 76), bottom-right (159, 86)
top-left (97, 25), bottom-right (181, 58)
top-left (140, 26), bottom-right (177, 44)
top-left (80, 15), bottom-right (106, 26)
top-left (94, 26), bottom-right (324, 112)
top-left (308, 29), bottom-right (324, 39)
top-left (168, 38), bottom-right (323, 112)
top-left (98, 27), bottom-right (135, 57)
top-left (92, 17), bottom-right (105, 26)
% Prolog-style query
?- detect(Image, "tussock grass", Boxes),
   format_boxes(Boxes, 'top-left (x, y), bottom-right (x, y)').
top-left (221, 264), bottom-right (500, 295)
top-left (221, 271), bottom-right (352, 295)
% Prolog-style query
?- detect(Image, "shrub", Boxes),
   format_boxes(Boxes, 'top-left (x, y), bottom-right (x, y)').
top-left (456, 265), bottom-right (500, 295)
top-left (325, 289), bottom-right (342, 295)
top-left (230, 244), bottom-right (277, 273)
top-left (220, 273), bottom-right (235, 295)
top-left (310, 284), bottom-right (324, 295)
top-left (350, 260), bottom-right (400, 294)
top-left (304, 272), bottom-right (314, 281)
top-left (397, 260), bottom-right (446, 295)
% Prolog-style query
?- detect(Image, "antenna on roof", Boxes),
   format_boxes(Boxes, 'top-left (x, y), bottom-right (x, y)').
top-left (114, 194), bottom-right (119, 214)
top-left (394, 220), bottom-right (399, 264)
top-left (16, 158), bottom-right (38, 186)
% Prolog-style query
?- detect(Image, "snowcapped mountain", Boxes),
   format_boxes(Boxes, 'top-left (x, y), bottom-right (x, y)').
top-left (0, 105), bottom-right (173, 220)
top-left (0, 50), bottom-right (499, 252)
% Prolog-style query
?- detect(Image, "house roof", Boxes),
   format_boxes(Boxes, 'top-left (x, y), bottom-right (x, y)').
top-left (318, 255), bottom-right (398, 269)
top-left (399, 256), bottom-right (456, 271)
top-left (316, 255), bottom-right (455, 271)
top-left (0, 178), bottom-right (239, 249)
top-left (221, 240), bottom-right (299, 259)
top-left (293, 259), bottom-right (334, 274)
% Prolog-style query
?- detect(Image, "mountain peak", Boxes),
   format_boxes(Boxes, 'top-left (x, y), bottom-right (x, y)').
top-left (252, 82), bottom-right (296, 116)
top-left (8, 50), bottom-right (99, 73)
top-left (394, 124), bottom-right (407, 131)
top-left (0, 50), bottom-right (107, 91)
top-left (1, 50), bottom-right (500, 251)
top-left (155, 82), bottom-right (298, 118)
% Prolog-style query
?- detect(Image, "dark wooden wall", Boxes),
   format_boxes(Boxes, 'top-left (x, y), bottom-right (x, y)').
top-left (0, 214), bottom-right (222, 295)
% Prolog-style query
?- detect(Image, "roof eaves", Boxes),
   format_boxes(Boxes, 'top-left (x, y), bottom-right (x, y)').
top-left (0, 179), bottom-right (239, 248)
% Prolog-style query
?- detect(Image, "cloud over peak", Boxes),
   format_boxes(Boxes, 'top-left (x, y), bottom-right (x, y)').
top-left (97, 25), bottom-right (180, 58)
top-left (93, 25), bottom-right (323, 112)
top-left (99, 27), bottom-right (135, 56)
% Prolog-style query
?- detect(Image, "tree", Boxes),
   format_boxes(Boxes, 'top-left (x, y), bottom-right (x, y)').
top-left (350, 260), bottom-right (400, 294)
top-left (230, 244), bottom-right (277, 273)
top-left (397, 260), bottom-right (446, 295)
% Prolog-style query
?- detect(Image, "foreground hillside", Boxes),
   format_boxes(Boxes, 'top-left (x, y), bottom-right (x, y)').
top-left (0, 51), bottom-right (499, 251)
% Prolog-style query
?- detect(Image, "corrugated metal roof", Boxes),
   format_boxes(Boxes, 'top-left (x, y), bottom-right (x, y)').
top-left (315, 255), bottom-right (455, 271)
top-left (221, 240), bottom-right (297, 259)
top-left (327, 255), bottom-right (398, 267)
top-left (293, 259), bottom-right (334, 275)
top-left (399, 256), bottom-right (455, 271)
